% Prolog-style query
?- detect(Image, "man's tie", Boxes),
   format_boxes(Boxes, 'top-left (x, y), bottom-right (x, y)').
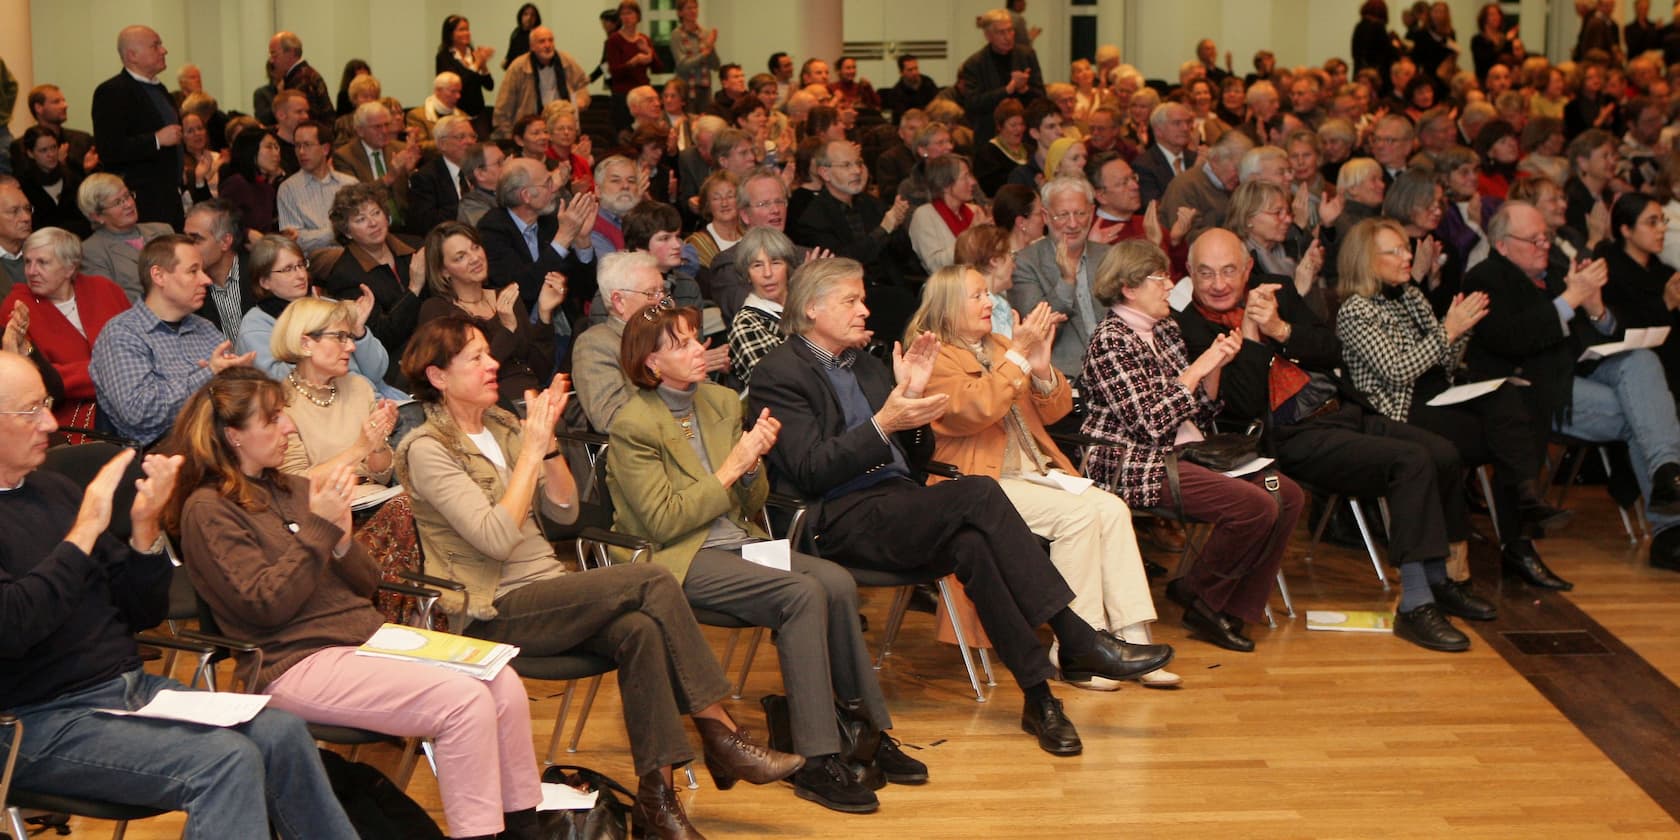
top-left (371, 150), bottom-right (387, 179)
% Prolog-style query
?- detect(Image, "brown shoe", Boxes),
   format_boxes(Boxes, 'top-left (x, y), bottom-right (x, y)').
top-left (694, 717), bottom-right (805, 790)
top-left (631, 768), bottom-right (706, 839)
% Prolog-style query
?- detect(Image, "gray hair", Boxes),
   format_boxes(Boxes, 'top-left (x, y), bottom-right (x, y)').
top-left (1206, 129), bottom-right (1255, 165)
top-left (733, 227), bottom-right (798, 272)
top-left (76, 173), bottom-right (127, 224)
top-left (186, 198), bottom-right (241, 245)
top-left (352, 100), bottom-right (386, 131)
top-left (782, 257), bottom-right (864, 337)
top-left (593, 154), bottom-right (636, 187)
top-left (735, 167), bottom-right (788, 210)
top-left (1337, 157), bottom-right (1381, 193)
top-left (1039, 175), bottom-right (1094, 207)
top-left (433, 71), bottom-right (461, 92)
top-left (1245, 80), bottom-right (1278, 106)
top-left (1237, 145), bottom-right (1287, 183)
top-left (1318, 118), bottom-right (1357, 146)
top-left (1485, 200), bottom-right (1534, 244)
top-left (1382, 169), bottom-right (1440, 221)
top-left (496, 158), bottom-right (544, 208)
top-left (433, 113), bottom-right (471, 141)
top-left (598, 250), bottom-right (661, 298)
top-left (1148, 101), bottom-right (1187, 131)
top-left (22, 226), bottom-right (82, 272)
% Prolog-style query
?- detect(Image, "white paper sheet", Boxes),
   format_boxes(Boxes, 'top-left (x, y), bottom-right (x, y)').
top-left (538, 782), bottom-right (600, 812)
top-left (1019, 469), bottom-right (1094, 495)
top-left (1426, 378), bottom-right (1510, 407)
top-left (1222, 456), bottom-right (1275, 478)
top-left (99, 689), bottom-right (270, 727)
top-left (1580, 326), bottom-right (1671, 361)
top-left (1169, 276), bottom-right (1195, 312)
top-left (741, 539), bottom-right (792, 571)
top-left (352, 483), bottom-right (405, 511)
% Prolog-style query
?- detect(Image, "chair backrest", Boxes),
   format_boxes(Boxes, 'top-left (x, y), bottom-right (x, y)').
top-left (39, 442), bottom-right (143, 541)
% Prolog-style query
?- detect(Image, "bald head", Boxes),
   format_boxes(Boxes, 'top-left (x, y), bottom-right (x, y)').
top-left (1187, 228), bottom-right (1253, 313)
top-left (0, 351), bottom-right (52, 485)
top-left (117, 26), bottom-right (167, 78)
top-left (529, 26), bottom-right (556, 61)
top-left (267, 31), bottom-right (303, 75)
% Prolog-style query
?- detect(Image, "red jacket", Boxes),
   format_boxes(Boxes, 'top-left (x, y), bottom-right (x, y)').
top-left (1, 273), bottom-right (131, 427)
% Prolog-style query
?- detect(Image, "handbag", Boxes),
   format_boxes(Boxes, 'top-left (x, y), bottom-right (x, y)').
top-left (1175, 432), bottom-right (1261, 472)
top-left (536, 764), bottom-right (632, 840)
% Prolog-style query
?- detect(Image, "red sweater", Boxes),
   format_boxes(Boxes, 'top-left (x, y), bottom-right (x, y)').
top-left (1, 274), bottom-right (131, 427)
top-left (605, 33), bottom-right (662, 93)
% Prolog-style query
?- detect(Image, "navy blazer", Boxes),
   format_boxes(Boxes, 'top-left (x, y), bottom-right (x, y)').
top-left (475, 206), bottom-right (598, 315)
top-left (407, 156), bottom-right (463, 237)
top-left (1134, 144), bottom-right (1196, 210)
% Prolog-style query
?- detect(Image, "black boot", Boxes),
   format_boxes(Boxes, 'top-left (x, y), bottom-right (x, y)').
top-left (1514, 480), bottom-right (1573, 537)
top-left (1649, 463), bottom-right (1680, 515)
top-left (497, 808), bottom-right (541, 840)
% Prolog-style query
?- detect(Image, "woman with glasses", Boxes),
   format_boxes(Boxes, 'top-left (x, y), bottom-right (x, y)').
top-left (1227, 180), bottom-right (1331, 321)
top-left (320, 183), bottom-right (426, 364)
top-left (1079, 240), bottom-right (1303, 653)
top-left (77, 173), bottom-right (173, 301)
top-left (417, 221), bottom-right (558, 408)
top-left (1335, 216), bottom-right (1570, 592)
top-left (236, 236), bottom-right (394, 394)
top-left (1384, 169), bottom-right (1454, 315)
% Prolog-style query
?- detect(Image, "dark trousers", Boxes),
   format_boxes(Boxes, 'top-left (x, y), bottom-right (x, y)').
top-left (814, 476), bottom-right (1072, 689)
top-left (1160, 463), bottom-right (1304, 623)
top-left (1408, 379), bottom-right (1543, 541)
top-left (467, 563), bottom-right (732, 777)
top-left (1272, 401), bottom-right (1467, 566)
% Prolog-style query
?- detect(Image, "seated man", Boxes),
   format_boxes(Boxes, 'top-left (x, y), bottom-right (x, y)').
top-left (1158, 128), bottom-right (1253, 244)
top-left (1009, 177), bottom-right (1108, 379)
top-left (590, 155), bottom-right (641, 256)
top-left (0, 351), bottom-right (356, 839)
top-left (748, 257), bottom-right (1173, 757)
top-left (1086, 152), bottom-right (1191, 276)
top-left (1175, 229), bottom-right (1489, 652)
top-left (407, 113), bottom-right (476, 236)
top-left (276, 120), bottom-right (358, 252)
top-left (332, 101), bottom-right (421, 228)
top-left (705, 168), bottom-right (810, 322)
top-left (477, 157), bottom-right (597, 326)
top-left (788, 139), bottom-right (915, 339)
top-left (1464, 201), bottom-right (1680, 568)
top-left (90, 235), bottom-right (254, 446)
top-left (456, 141), bottom-right (505, 227)
top-left (573, 251), bottom-right (675, 431)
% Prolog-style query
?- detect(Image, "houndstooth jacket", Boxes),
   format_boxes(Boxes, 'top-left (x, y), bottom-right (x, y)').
top-left (1335, 283), bottom-right (1468, 422)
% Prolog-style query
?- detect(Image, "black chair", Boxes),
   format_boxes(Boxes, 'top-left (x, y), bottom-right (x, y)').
top-left (1543, 432), bottom-right (1642, 543)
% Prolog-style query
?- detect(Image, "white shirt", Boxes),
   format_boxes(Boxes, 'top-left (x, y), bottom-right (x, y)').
top-left (465, 428), bottom-right (509, 472)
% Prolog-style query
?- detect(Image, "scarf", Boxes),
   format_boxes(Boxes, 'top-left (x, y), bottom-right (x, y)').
top-left (932, 199), bottom-right (975, 237)
top-left (1193, 301), bottom-right (1310, 410)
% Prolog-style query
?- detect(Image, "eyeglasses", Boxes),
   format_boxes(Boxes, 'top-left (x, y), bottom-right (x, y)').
top-left (98, 191), bottom-right (136, 212)
top-left (307, 330), bottom-right (357, 345)
top-left (1371, 135), bottom-right (1410, 145)
top-left (1144, 273), bottom-right (1174, 284)
top-left (822, 160), bottom-right (863, 170)
top-left (1506, 233), bottom-right (1551, 249)
top-left (0, 396), bottom-right (53, 421)
top-left (272, 260), bottom-right (311, 275)
top-left (749, 197), bottom-right (789, 210)
top-left (1259, 206), bottom-right (1291, 219)
top-left (1049, 210), bottom-right (1092, 224)
top-left (640, 295), bottom-right (677, 321)
top-left (1375, 246), bottom-right (1411, 258)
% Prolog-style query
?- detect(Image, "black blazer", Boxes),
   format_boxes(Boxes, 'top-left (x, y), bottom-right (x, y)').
top-left (746, 337), bottom-right (934, 527)
top-left (475, 206), bottom-right (598, 316)
top-left (436, 51), bottom-right (495, 117)
top-left (406, 156), bottom-right (463, 237)
top-left (1134, 144), bottom-right (1196, 210)
top-left (90, 70), bottom-right (184, 230)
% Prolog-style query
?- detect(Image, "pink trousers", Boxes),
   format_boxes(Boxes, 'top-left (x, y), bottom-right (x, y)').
top-left (265, 646), bottom-right (541, 837)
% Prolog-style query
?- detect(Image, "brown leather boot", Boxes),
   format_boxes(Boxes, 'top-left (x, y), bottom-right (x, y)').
top-left (693, 717), bottom-right (804, 790)
top-left (631, 768), bottom-right (706, 840)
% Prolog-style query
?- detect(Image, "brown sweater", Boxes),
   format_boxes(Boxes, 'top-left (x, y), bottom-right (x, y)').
top-left (179, 472), bottom-right (384, 688)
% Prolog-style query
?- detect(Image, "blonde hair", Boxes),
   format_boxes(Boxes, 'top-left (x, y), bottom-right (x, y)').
top-left (270, 297), bottom-right (359, 365)
top-left (1336, 217), bottom-right (1408, 299)
top-left (904, 265), bottom-right (980, 345)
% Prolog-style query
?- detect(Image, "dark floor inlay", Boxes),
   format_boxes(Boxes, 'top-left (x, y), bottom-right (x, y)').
top-left (1501, 630), bottom-right (1611, 656)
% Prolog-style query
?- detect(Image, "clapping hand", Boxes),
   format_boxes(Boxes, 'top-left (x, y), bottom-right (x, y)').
top-left (353, 285), bottom-right (376, 335)
top-left (3, 302), bottom-right (29, 354)
top-left (307, 464), bottom-right (357, 541)
top-left (408, 248), bottom-right (428, 295)
top-left (892, 331), bottom-right (941, 395)
top-left (1010, 302), bottom-right (1065, 378)
top-left (723, 407), bottom-right (781, 481)
top-left (1442, 291), bottom-right (1490, 341)
top-left (1140, 200), bottom-right (1164, 246)
top-left (361, 399), bottom-right (399, 452)
top-left (1664, 272), bottom-right (1680, 311)
top-left (1242, 284), bottom-right (1285, 341)
top-left (128, 452), bottom-right (183, 548)
top-left (494, 284), bottom-right (521, 331)
top-left (520, 373), bottom-right (570, 461)
top-left (66, 448), bottom-right (137, 553)
top-left (203, 340), bottom-right (256, 373)
top-left (1411, 235), bottom-right (1442, 285)
top-left (536, 272), bottom-right (568, 323)
top-left (702, 338), bottom-right (730, 373)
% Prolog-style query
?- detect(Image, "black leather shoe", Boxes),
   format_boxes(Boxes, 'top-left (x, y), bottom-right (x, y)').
top-left (1514, 481), bottom-right (1574, 537)
top-left (1650, 463), bottom-right (1680, 515)
top-left (1021, 696), bottom-right (1082, 756)
top-left (1650, 527), bottom-right (1680, 572)
top-left (1393, 602), bottom-right (1470, 652)
top-left (1501, 541), bottom-right (1573, 591)
top-left (1429, 579), bottom-right (1498, 621)
top-left (790, 755), bottom-right (879, 814)
top-left (1181, 598), bottom-right (1255, 652)
top-left (1056, 631), bottom-right (1174, 681)
top-left (873, 734), bottom-right (928, 784)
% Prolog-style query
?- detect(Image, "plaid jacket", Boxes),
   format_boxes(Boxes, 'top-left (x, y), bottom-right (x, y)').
top-left (1080, 311), bottom-right (1221, 508)
top-left (728, 303), bottom-right (785, 386)
top-left (1336, 284), bottom-right (1467, 422)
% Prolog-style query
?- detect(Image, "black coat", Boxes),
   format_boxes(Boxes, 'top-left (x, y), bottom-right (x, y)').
top-left (406, 156), bottom-right (463, 237)
top-left (1134, 144), bottom-right (1195, 211)
top-left (953, 45), bottom-right (1044, 145)
top-left (90, 71), bottom-right (184, 230)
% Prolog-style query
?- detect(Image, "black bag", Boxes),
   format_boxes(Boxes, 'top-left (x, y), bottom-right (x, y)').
top-left (315, 749), bottom-right (444, 840)
top-left (1176, 432), bottom-right (1261, 472)
top-left (761, 693), bottom-right (884, 790)
top-left (536, 764), bottom-right (632, 840)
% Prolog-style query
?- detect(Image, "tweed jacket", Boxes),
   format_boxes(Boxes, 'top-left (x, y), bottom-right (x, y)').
top-left (82, 224), bottom-right (175, 302)
top-left (1336, 284), bottom-right (1467, 422)
top-left (1080, 310), bottom-right (1221, 508)
top-left (605, 385), bottom-right (771, 580)
top-left (492, 51), bottom-right (591, 140)
top-left (332, 139), bottom-right (413, 213)
top-left (1008, 237), bottom-right (1109, 378)
top-left (394, 401), bottom-right (575, 622)
top-left (925, 336), bottom-right (1075, 479)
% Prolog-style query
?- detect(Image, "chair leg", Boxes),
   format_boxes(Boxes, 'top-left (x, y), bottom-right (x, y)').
top-left (1306, 494), bottom-right (1342, 560)
top-left (684, 765), bottom-right (699, 790)
top-left (935, 578), bottom-right (988, 703)
top-left (1476, 466), bottom-right (1502, 546)
top-left (1264, 604), bottom-right (1276, 628)
top-left (1275, 570), bottom-right (1295, 617)
top-left (874, 587), bottom-right (913, 668)
top-left (545, 679), bottom-right (579, 765)
top-left (717, 628), bottom-right (740, 674)
top-left (6, 805), bottom-right (29, 840)
top-left (1555, 446), bottom-right (1590, 507)
top-left (977, 646), bottom-right (997, 686)
top-left (731, 628), bottom-right (764, 700)
top-left (1594, 446), bottom-right (1643, 543)
top-left (567, 675), bottom-right (605, 753)
top-left (392, 737), bottom-right (423, 788)
top-left (111, 819), bottom-right (130, 839)
top-left (1347, 499), bottom-right (1391, 590)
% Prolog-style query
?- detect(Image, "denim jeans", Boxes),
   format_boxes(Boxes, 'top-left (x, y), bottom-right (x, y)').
top-left (9, 669), bottom-right (358, 840)
top-left (1556, 349), bottom-right (1680, 534)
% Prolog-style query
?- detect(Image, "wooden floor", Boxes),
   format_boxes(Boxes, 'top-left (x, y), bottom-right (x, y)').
top-left (42, 491), bottom-right (1680, 839)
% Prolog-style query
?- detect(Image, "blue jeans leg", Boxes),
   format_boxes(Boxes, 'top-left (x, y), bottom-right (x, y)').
top-left (10, 669), bottom-right (357, 840)
top-left (1558, 350), bottom-right (1680, 533)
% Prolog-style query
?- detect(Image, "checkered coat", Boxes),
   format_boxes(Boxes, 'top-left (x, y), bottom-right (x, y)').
top-left (1335, 284), bottom-right (1467, 422)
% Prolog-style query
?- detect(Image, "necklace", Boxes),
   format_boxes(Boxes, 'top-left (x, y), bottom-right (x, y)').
top-left (675, 413), bottom-right (696, 440)
top-left (287, 372), bottom-right (337, 408)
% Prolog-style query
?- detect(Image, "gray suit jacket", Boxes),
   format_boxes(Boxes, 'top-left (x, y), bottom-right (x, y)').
top-left (82, 223), bottom-right (175, 301)
top-left (1007, 237), bottom-right (1109, 378)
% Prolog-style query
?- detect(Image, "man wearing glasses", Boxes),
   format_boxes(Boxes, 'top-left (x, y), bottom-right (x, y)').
top-left (0, 175), bottom-right (31, 297)
top-left (277, 120), bottom-right (359, 251)
top-left (91, 26), bottom-right (186, 230)
top-left (703, 168), bottom-right (812, 322)
top-left (90, 235), bottom-right (255, 446)
top-left (1464, 201), bottom-right (1680, 571)
top-left (574, 251), bottom-right (679, 430)
top-left (1367, 114), bottom-right (1416, 185)
top-left (1009, 176), bottom-right (1107, 378)
top-left (789, 139), bottom-right (915, 341)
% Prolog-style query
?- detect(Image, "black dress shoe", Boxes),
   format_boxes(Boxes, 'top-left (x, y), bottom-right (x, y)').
top-left (1393, 602), bottom-right (1470, 652)
top-left (1429, 579), bottom-right (1498, 621)
top-left (1501, 541), bottom-right (1573, 591)
top-left (1021, 696), bottom-right (1082, 756)
top-left (1056, 631), bottom-right (1174, 681)
top-left (790, 755), bottom-right (880, 813)
top-left (1650, 527), bottom-right (1680, 572)
top-left (1164, 578), bottom-right (1194, 609)
top-left (872, 734), bottom-right (927, 784)
top-left (1181, 598), bottom-right (1255, 652)
top-left (1649, 463), bottom-right (1680, 515)
top-left (1515, 495), bottom-right (1574, 538)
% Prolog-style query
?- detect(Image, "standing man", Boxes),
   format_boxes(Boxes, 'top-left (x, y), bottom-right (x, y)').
top-left (955, 9), bottom-right (1045, 145)
top-left (91, 26), bottom-right (185, 230)
top-left (268, 31), bottom-right (334, 125)
top-left (277, 120), bottom-right (358, 251)
top-left (789, 140), bottom-right (915, 339)
top-left (493, 26), bottom-right (590, 141)
top-left (269, 90), bottom-right (310, 176)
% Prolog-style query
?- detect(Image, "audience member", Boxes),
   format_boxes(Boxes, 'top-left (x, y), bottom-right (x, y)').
top-left (277, 120), bottom-right (359, 252)
top-left (321, 184), bottom-right (425, 366)
top-left (333, 102), bottom-right (421, 229)
top-left (574, 251), bottom-right (667, 430)
top-left (909, 155), bottom-right (986, 274)
top-left (727, 226), bottom-right (795, 385)
top-left (91, 26), bottom-right (185, 230)
top-left (10, 84), bottom-right (96, 179)
top-left (885, 55), bottom-right (939, 118)
top-left (1009, 177), bottom-right (1106, 377)
top-left (183, 199), bottom-right (255, 343)
top-left (236, 234), bottom-right (391, 393)
top-left (1135, 103), bottom-right (1199, 208)
top-left (493, 26), bottom-right (590, 140)
top-left (268, 31), bottom-right (334, 126)
top-left (457, 141), bottom-right (506, 226)
top-left (417, 221), bottom-right (556, 405)
top-left (789, 140), bottom-right (914, 336)
top-left (218, 129), bottom-right (284, 235)
top-left (671, 0), bottom-right (721, 113)
top-left (1160, 129), bottom-right (1254, 244)
top-left (14, 127), bottom-right (88, 239)
top-left (408, 114), bottom-right (477, 235)
top-left (77, 173), bottom-right (173, 302)
top-left (0, 176), bottom-right (30, 294)
top-left (436, 15), bottom-right (497, 132)
top-left (956, 9), bottom-right (1046, 144)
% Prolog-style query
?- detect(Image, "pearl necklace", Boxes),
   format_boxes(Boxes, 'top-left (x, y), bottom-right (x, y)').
top-left (287, 372), bottom-right (337, 408)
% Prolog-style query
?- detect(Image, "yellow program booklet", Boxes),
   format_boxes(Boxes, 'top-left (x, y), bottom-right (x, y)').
top-left (1305, 610), bottom-right (1395, 633)
top-left (356, 623), bottom-right (520, 680)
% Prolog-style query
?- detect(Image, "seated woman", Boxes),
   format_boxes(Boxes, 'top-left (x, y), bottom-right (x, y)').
top-left (393, 316), bottom-right (802, 837)
top-left (236, 235), bottom-right (399, 399)
top-left (953, 224), bottom-right (1017, 337)
top-left (1080, 240), bottom-right (1305, 652)
top-left (726, 226), bottom-right (794, 385)
top-left (682, 171), bottom-right (742, 273)
top-left (1383, 169), bottom-right (1455, 314)
top-left (1227, 180), bottom-right (1331, 320)
top-left (908, 155), bottom-right (985, 275)
top-left (608, 305), bottom-right (926, 814)
top-left (542, 104), bottom-right (594, 194)
top-left (218, 129), bottom-right (284, 235)
top-left (1040, 137), bottom-right (1088, 185)
top-left (417, 221), bottom-right (559, 406)
top-left (1602, 193), bottom-right (1680, 400)
top-left (319, 182), bottom-right (426, 364)
top-left (77, 173), bottom-right (174, 301)
top-left (0, 227), bottom-right (130, 434)
top-left (589, 200), bottom-right (705, 327)
top-left (1336, 217), bottom-right (1571, 595)
top-left (166, 367), bottom-right (546, 840)
top-left (911, 264), bottom-right (1177, 687)
top-left (16, 126), bottom-right (90, 237)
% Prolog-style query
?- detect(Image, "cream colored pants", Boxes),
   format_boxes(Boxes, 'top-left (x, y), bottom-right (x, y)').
top-left (996, 477), bottom-right (1157, 631)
